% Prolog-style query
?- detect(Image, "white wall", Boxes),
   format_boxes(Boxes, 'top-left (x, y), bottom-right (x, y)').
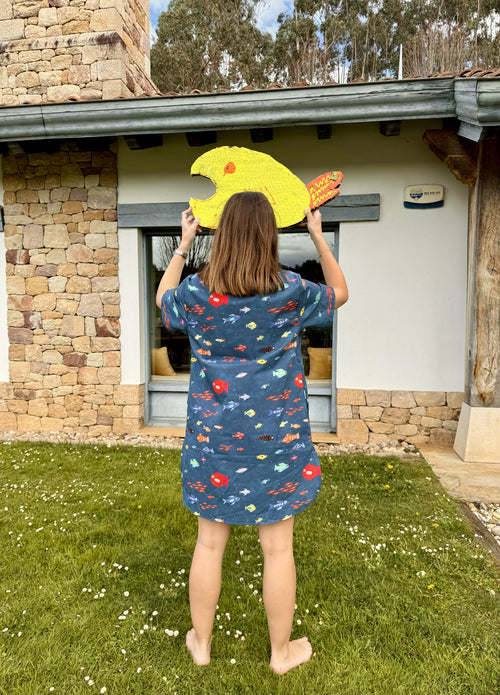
top-left (0, 155), bottom-right (9, 382)
top-left (118, 120), bottom-right (468, 392)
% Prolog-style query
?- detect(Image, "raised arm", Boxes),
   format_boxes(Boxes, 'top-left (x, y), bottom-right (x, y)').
top-left (304, 208), bottom-right (348, 309)
top-left (155, 207), bottom-right (200, 308)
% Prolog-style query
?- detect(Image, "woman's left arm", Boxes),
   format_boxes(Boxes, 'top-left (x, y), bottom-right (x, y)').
top-left (155, 207), bottom-right (200, 308)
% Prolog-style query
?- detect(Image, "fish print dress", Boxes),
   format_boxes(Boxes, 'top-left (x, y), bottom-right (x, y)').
top-left (161, 271), bottom-right (335, 525)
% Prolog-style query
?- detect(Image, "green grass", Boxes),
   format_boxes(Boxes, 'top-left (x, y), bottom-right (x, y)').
top-left (0, 440), bottom-right (499, 695)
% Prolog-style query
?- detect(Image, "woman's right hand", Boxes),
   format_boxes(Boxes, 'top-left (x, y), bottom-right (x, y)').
top-left (180, 206), bottom-right (201, 250)
top-left (304, 208), bottom-right (323, 242)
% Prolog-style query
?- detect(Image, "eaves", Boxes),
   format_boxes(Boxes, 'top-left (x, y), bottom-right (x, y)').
top-left (0, 77), bottom-right (499, 143)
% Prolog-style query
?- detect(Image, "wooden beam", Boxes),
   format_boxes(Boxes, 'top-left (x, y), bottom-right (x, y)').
top-left (423, 129), bottom-right (478, 184)
top-left (250, 128), bottom-right (273, 143)
top-left (124, 134), bottom-right (163, 150)
top-left (379, 120), bottom-right (401, 136)
top-left (465, 136), bottom-right (500, 408)
top-left (317, 124), bottom-right (332, 140)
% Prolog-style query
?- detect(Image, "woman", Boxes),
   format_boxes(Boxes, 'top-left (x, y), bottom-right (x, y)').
top-left (156, 191), bottom-right (348, 674)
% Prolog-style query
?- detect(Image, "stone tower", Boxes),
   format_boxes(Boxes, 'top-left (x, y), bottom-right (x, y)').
top-left (0, 0), bottom-right (157, 106)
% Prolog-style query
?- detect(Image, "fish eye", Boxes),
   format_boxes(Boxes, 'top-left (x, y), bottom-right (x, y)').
top-left (224, 162), bottom-right (236, 175)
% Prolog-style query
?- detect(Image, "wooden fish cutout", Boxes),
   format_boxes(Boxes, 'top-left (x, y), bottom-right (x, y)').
top-left (189, 146), bottom-right (343, 229)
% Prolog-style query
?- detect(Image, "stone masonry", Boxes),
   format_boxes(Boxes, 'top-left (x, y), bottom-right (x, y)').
top-left (0, 0), bottom-right (157, 105)
top-left (0, 140), bottom-right (144, 436)
top-left (337, 389), bottom-right (464, 446)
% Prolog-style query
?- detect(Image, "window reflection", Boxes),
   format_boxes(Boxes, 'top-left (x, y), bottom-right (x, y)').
top-left (149, 229), bottom-right (336, 382)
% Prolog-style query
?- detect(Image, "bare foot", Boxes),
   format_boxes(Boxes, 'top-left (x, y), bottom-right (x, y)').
top-left (185, 628), bottom-right (212, 665)
top-left (270, 636), bottom-right (313, 675)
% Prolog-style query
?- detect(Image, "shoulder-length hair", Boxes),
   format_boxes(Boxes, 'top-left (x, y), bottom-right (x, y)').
top-left (198, 191), bottom-right (285, 296)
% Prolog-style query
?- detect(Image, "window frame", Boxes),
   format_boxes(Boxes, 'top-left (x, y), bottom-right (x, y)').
top-left (143, 222), bottom-right (339, 431)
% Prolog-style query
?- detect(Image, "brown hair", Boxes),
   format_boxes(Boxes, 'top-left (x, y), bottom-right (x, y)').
top-left (198, 191), bottom-right (285, 296)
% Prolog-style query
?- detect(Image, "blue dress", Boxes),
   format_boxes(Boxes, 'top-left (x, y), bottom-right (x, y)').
top-left (161, 271), bottom-right (335, 525)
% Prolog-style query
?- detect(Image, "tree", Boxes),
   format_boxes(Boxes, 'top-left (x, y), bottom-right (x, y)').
top-left (402, 0), bottom-right (500, 75)
top-left (151, 0), bottom-right (273, 93)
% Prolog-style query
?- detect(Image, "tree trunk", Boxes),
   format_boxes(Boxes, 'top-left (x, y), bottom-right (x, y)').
top-left (465, 136), bottom-right (500, 408)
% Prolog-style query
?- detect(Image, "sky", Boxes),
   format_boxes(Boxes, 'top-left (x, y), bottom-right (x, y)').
top-left (149, 0), bottom-right (293, 42)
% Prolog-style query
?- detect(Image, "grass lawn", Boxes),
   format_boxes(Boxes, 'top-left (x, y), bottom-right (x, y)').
top-left (0, 440), bottom-right (499, 695)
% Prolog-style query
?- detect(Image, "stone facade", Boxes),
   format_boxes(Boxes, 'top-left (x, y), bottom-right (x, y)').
top-left (337, 389), bottom-right (464, 446)
top-left (0, 140), bottom-right (144, 436)
top-left (0, 0), bottom-right (156, 105)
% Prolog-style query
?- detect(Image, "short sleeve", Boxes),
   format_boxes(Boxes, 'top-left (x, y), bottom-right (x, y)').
top-left (300, 278), bottom-right (335, 328)
top-left (161, 279), bottom-right (188, 333)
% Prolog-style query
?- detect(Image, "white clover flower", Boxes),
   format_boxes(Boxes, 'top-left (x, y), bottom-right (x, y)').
top-left (124, 591), bottom-right (129, 597)
top-left (230, 658), bottom-right (236, 664)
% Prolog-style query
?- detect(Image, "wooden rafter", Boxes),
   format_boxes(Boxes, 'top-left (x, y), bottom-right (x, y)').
top-left (423, 129), bottom-right (478, 184)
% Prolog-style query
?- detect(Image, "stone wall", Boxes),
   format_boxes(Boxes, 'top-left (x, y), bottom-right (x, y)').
top-left (0, 140), bottom-right (144, 436)
top-left (337, 389), bottom-right (463, 446)
top-left (0, 0), bottom-right (156, 106)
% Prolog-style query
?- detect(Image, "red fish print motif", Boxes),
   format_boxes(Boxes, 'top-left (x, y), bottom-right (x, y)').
top-left (325, 285), bottom-right (334, 314)
top-left (212, 379), bottom-right (228, 394)
top-left (196, 433), bottom-right (209, 443)
top-left (291, 498), bottom-right (313, 509)
top-left (286, 406), bottom-right (305, 415)
top-left (267, 481), bottom-right (299, 495)
top-left (284, 341), bottom-right (297, 351)
top-left (234, 345), bottom-right (247, 351)
top-left (186, 304), bottom-right (205, 314)
top-left (281, 432), bottom-right (300, 443)
top-left (192, 390), bottom-right (213, 401)
top-left (294, 373), bottom-right (304, 388)
top-left (219, 444), bottom-right (232, 451)
top-left (232, 432), bottom-right (245, 439)
top-left (267, 389), bottom-right (292, 401)
top-left (211, 472), bottom-right (229, 487)
top-left (302, 463), bottom-right (321, 480)
top-left (209, 293), bottom-right (228, 307)
top-left (196, 348), bottom-right (212, 355)
top-left (268, 300), bottom-right (299, 313)
top-left (186, 481), bottom-right (207, 493)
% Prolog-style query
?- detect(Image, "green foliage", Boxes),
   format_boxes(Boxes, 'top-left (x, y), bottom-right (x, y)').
top-left (150, 0), bottom-right (273, 93)
top-left (151, 0), bottom-right (500, 90)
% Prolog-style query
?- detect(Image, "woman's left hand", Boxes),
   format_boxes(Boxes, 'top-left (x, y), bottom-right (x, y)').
top-left (181, 207), bottom-right (201, 250)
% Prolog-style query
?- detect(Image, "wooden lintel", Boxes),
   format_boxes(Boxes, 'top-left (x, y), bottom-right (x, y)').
top-left (423, 129), bottom-right (478, 184)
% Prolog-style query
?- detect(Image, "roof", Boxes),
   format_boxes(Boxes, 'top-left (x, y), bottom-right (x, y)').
top-left (0, 71), bottom-right (499, 145)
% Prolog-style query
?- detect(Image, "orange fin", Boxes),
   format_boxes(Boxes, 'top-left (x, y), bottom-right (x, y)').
top-left (306, 171), bottom-right (343, 209)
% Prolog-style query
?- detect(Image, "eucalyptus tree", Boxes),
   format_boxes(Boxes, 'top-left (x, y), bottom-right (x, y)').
top-left (151, 0), bottom-right (273, 93)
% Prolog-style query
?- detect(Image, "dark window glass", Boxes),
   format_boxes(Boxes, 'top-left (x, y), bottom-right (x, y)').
top-left (148, 228), bottom-right (336, 382)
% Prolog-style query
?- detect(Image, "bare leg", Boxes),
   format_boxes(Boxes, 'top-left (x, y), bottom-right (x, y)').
top-left (186, 517), bottom-right (231, 665)
top-left (259, 516), bottom-right (312, 674)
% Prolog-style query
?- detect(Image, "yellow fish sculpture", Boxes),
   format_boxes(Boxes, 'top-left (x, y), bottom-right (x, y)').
top-left (189, 146), bottom-right (343, 229)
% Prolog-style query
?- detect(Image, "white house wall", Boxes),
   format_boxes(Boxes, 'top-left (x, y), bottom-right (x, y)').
top-left (117, 120), bottom-right (467, 393)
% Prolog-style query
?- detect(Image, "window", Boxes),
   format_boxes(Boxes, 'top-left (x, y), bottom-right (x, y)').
top-left (146, 224), bottom-right (338, 383)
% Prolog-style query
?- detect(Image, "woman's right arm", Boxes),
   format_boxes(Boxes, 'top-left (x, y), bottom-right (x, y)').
top-left (304, 208), bottom-right (349, 309)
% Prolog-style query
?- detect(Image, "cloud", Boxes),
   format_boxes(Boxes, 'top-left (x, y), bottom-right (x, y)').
top-left (255, 0), bottom-right (292, 36)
